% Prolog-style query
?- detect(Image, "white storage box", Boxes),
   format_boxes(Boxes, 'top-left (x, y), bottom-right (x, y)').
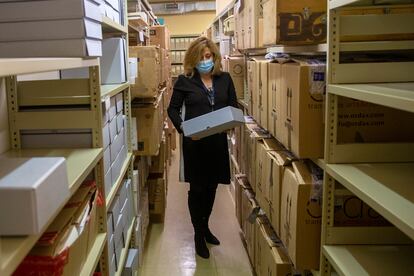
top-left (109, 96), bottom-right (117, 120)
top-left (108, 233), bottom-right (115, 256)
top-left (0, 38), bottom-right (102, 58)
top-left (104, 145), bottom-right (111, 174)
top-left (109, 117), bottom-right (117, 144)
top-left (0, 157), bottom-right (69, 235)
top-left (60, 67), bottom-right (89, 79)
top-left (111, 129), bottom-right (124, 163)
top-left (102, 98), bottom-right (110, 125)
top-left (101, 38), bottom-right (127, 84)
top-left (21, 129), bottom-right (92, 149)
top-left (109, 195), bottom-right (121, 228)
top-left (105, 0), bottom-right (120, 11)
top-left (103, 123), bottom-right (110, 149)
top-left (0, 18), bottom-right (102, 42)
top-left (116, 113), bottom-right (124, 134)
top-left (128, 58), bottom-right (138, 84)
top-left (0, 0), bottom-right (102, 23)
top-left (105, 3), bottom-right (121, 25)
top-left (116, 92), bottom-right (124, 113)
top-left (107, 213), bottom-right (114, 238)
top-left (110, 253), bottom-right (116, 276)
top-left (182, 106), bottom-right (245, 139)
top-left (122, 249), bottom-right (138, 276)
top-left (105, 167), bottom-right (112, 198)
top-left (111, 145), bottom-right (126, 184)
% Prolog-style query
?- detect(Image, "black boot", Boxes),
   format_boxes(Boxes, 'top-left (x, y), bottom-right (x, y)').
top-left (188, 190), bottom-right (210, 258)
top-left (203, 183), bottom-right (220, 245)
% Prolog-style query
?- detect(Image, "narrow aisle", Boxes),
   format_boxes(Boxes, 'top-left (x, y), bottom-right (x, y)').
top-left (139, 143), bottom-right (254, 276)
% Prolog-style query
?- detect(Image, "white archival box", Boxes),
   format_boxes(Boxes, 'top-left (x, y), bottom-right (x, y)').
top-left (101, 37), bottom-right (127, 84)
top-left (0, 157), bottom-right (69, 235)
top-left (182, 106), bottom-right (245, 139)
top-left (0, 18), bottom-right (102, 42)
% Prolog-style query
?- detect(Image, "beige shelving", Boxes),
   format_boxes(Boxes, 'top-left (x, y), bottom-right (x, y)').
top-left (0, 58), bottom-right (98, 78)
top-left (106, 153), bottom-right (134, 209)
top-left (326, 163), bottom-right (414, 240)
top-left (266, 44), bottom-right (327, 54)
top-left (323, 245), bottom-right (414, 276)
top-left (0, 148), bottom-right (102, 276)
top-left (102, 16), bottom-right (128, 34)
top-left (80, 233), bottom-right (108, 276)
top-left (101, 83), bottom-right (130, 99)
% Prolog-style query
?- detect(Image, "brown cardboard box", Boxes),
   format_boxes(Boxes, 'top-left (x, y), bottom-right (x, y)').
top-left (262, 0), bottom-right (327, 46)
top-left (149, 25), bottom-right (170, 50)
top-left (280, 60), bottom-right (325, 159)
top-left (337, 97), bottom-right (414, 144)
top-left (259, 60), bottom-right (269, 130)
top-left (268, 62), bottom-right (283, 140)
top-left (224, 56), bottom-right (245, 99)
top-left (129, 46), bottom-right (161, 99)
top-left (334, 189), bottom-right (391, 227)
top-left (255, 217), bottom-right (292, 276)
top-left (234, 2), bottom-right (245, 50)
top-left (235, 174), bottom-right (248, 228)
top-left (160, 48), bottom-right (169, 86)
top-left (148, 176), bottom-right (166, 223)
top-left (265, 150), bottom-right (292, 236)
top-left (132, 94), bottom-right (163, 156)
top-left (249, 58), bottom-right (268, 125)
top-left (150, 132), bottom-right (166, 174)
top-left (280, 161), bottom-right (322, 270)
top-left (245, 0), bottom-right (263, 49)
top-left (245, 123), bottom-right (271, 192)
top-left (246, 60), bottom-right (256, 116)
top-left (241, 186), bottom-right (258, 264)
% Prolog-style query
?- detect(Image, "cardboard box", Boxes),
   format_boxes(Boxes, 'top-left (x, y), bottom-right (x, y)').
top-left (259, 60), bottom-right (270, 130)
top-left (0, 18), bottom-right (102, 42)
top-left (235, 174), bottom-right (248, 228)
top-left (280, 60), bottom-right (325, 159)
top-left (245, 0), bottom-right (263, 49)
top-left (0, 0), bottom-right (102, 23)
top-left (182, 106), bottom-right (245, 139)
top-left (241, 186), bottom-right (258, 265)
top-left (267, 62), bottom-right (282, 140)
top-left (122, 249), bottom-right (139, 276)
top-left (150, 133), bottom-right (166, 174)
top-left (224, 57), bottom-right (245, 99)
top-left (150, 25), bottom-right (170, 50)
top-left (262, 0), bottom-right (327, 46)
top-left (265, 150), bottom-right (292, 236)
top-left (148, 177), bottom-right (166, 223)
top-left (0, 157), bottom-right (69, 235)
top-left (280, 161), bottom-right (322, 270)
top-left (334, 190), bottom-right (390, 227)
top-left (132, 95), bottom-right (163, 156)
top-left (0, 38), bottom-right (102, 58)
top-left (101, 38), bottom-right (127, 84)
top-left (247, 59), bottom-right (261, 121)
top-left (129, 46), bottom-right (161, 99)
top-left (128, 57), bottom-right (138, 84)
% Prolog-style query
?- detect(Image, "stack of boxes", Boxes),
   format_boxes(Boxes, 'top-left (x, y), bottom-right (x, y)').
top-left (170, 35), bottom-right (197, 76)
top-left (107, 179), bottom-right (136, 274)
top-left (102, 93), bottom-right (129, 198)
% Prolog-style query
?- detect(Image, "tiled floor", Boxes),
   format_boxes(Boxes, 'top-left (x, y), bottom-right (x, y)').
top-left (139, 146), bottom-right (254, 276)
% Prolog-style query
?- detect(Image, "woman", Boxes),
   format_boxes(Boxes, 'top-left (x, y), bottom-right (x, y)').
top-left (167, 37), bottom-right (238, 259)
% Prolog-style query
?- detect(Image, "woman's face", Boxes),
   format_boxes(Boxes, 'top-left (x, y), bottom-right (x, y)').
top-left (200, 47), bottom-right (213, 61)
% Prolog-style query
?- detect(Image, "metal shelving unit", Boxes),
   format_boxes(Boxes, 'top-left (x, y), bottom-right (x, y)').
top-left (114, 217), bottom-right (136, 276)
top-left (320, 1), bottom-right (414, 275)
top-left (106, 153), bottom-right (134, 209)
top-left (80, 233), bottom-right (108, 276)
top-left (101, 83), bottom-right (130, 99)
top-left (102, 16), bottom-right (128, 34)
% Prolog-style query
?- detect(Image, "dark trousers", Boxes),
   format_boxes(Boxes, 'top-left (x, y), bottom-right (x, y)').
top-left (188, 181), bottom-right (219, 232)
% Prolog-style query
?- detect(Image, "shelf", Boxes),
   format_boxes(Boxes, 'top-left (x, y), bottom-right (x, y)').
top-left (329, 0), bottom-right (372, 10)
top-left (266, 43), bottom-right (327, 54)
top-left (80, 233), bottom-right (107, 276)
top-left (115, 217), bottom-right (136, 276)
top-left (101, 83), bottom-right (129, 99)
top-left (312, 159), bottom-right (326, 170)
top-left (128, 14), bottom-right (149, 31)
top-left (102, 16), bottom-right (127, 34)
top-left (340, 40), bottom-right (414, 52)
top-left (106, 153), bottom-right (133, 209)
top-left (328, 82), bottom-right (414, 113)
top-left (0, 58), bottom-right (98, 78)
top-left (0, 148), bottom-right (102, 276)
top-left (326, 163), bottom-right (414, 240)
top-left (323, 245), bottom-right (414, 276)
top-left (238, 99), bottom-right (248, 109)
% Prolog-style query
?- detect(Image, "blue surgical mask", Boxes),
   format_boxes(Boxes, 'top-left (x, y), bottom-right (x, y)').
top-left (196, 58), bottom-right (214, 74)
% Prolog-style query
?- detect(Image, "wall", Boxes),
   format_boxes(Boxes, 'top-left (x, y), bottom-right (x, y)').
top-left (0, 78), bottom-right (10, 154)
top-left (216, 0), bottom-right (233, 15)
top-left (160, 11), bottom-right (216, 35)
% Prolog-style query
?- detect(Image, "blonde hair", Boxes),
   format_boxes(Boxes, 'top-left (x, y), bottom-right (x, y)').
top-left (183, 36), bottom-right (222, 77)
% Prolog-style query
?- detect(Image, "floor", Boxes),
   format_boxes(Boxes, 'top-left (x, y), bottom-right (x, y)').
top-left (139, 146), bottom-right (254, 276)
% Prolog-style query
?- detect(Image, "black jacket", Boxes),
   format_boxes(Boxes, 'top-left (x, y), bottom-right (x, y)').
top-left (167, 71), bottom-right (238, 184)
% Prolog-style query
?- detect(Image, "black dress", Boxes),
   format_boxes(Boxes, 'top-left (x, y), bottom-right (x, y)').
top-left (167, 71), bottom-right (238, 185)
